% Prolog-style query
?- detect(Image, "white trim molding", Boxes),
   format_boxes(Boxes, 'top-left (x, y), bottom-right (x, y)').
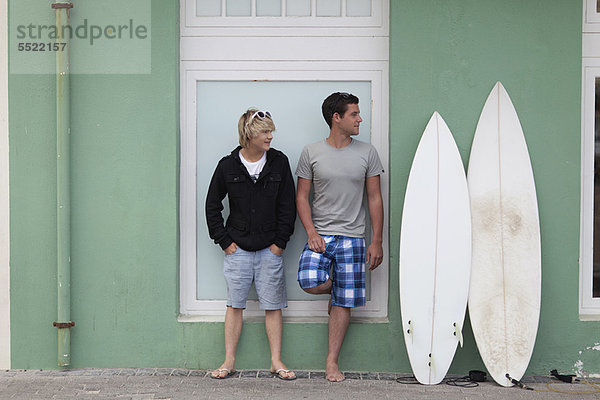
top-left (584, 0), bottom-right (600, 33)
top-left (179, 63), bottom-right (389, 321)
top-left (0, 0), bottom-right (11, 369)
top-left (580, 58), bottom-right (600, 320)
top-left (179, 0), bottom-right (389, 321)
top-left (581, 1), bottom-right (600, 319)
top-left (182, 0), bottom-right (388, 37)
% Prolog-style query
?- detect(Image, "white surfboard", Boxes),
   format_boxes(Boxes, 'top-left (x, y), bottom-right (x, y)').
top-left (467, 82), bottom-right (541, 387)
top-left (400, 112), bottom-right (472, 385)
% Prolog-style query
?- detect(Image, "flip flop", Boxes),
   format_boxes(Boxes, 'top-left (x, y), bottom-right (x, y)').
top-left (210, 368), bottom-right (236, 379)
top-left (271, 368), bottom-right (297, 381)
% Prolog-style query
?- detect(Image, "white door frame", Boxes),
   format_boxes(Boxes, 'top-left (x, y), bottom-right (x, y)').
top-left (179, 0), bottom-right (389, 321)
top-left (0, 0), bottom-right (11, 369)
top-left (581, 0), bottom-right (600, 320)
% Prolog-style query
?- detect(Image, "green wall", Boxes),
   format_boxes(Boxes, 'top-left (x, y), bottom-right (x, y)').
top-left (8, 0), bottom-right (599, 376)
top-left (390, 0), bottom-right (598, 376)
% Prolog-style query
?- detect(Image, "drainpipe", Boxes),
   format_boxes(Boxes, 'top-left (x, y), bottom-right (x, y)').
top-left (51, 1), bottom-right (74, 367)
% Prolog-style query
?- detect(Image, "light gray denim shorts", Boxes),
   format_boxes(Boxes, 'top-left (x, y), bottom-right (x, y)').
top-left (223, 246), bottom-right (287, 310)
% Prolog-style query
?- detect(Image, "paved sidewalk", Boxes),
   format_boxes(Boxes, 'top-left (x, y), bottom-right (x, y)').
top-left (0, 369), bottom-right (598, 399)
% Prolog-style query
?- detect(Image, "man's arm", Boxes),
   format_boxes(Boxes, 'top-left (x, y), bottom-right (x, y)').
top-left (296, 177), bottom-right (326, 253)
top-left (273, 156), bottom-right (296, 250)
top-left (205, 162), bottom-right (234, 251)
top-left (270, 157), bottom-right (297, 257)
top-left (365, 175), bottom-right (383, 270)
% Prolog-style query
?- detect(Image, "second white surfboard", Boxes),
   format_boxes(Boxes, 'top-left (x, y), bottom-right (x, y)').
top-left (467, 82), bottom-right (541, 387)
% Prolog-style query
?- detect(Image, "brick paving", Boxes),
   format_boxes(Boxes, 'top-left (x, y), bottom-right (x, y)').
top-left (0, 369), bottom-right (598, 399)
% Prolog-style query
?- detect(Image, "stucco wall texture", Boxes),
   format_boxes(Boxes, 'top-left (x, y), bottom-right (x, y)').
top-left (7, 0), bottom-right (599, 377)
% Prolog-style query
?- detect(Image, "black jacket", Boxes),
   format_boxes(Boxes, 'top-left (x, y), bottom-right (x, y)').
top-left (205, 146), bottom-right (296, 251)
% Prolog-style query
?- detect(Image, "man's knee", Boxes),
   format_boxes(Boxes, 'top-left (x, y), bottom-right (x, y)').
top-left (302, 279), bottom-right (332, 295)
top-left (303, 286), bottom-right (321, 295)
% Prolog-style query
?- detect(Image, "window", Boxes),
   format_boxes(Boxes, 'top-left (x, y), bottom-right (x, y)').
top-left (587, 0), bottom-right (600, 29)
top-left (179, 0), bottom-right (389, 320)
top-left (581, 0), bottom-right (600, 320)
top-left (183, 0), bottom-right (385, 35)
top-left (194, 0), bottom-right (373, 18)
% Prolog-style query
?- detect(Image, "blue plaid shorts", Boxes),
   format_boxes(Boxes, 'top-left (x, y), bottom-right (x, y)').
top-left (297, 235), bottom-right (366, 308)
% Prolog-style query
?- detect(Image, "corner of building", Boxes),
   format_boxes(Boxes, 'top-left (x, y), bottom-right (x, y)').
top-left (0, 0), bottom-right (11, 371)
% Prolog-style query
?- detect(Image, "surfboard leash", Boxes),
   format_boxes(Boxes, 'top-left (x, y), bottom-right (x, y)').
top-left (505, 374), bottom-right (534, 390)
top-left (445, 376), bottom-right (479, 388)
top-left (445, 370), bottom-right (487, 388)
top-left (397, 370), bottom-right (600, 393)
top-left (395, 375), bottom-right (420, 384)
top-left (396, 374), bottom-right (481, 388)
top-left (539, 380), bottom-right (600, 394)
top-left (506, 371), bottom-right (600, 394)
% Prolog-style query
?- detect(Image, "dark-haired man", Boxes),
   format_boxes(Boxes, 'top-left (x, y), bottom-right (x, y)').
top-left (295, 92), bottom-right (384, 382)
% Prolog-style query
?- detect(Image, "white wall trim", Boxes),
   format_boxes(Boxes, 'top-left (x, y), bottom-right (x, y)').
top-left (580, 58), bottom-right (600, 320)
top-left (181, 0), bottom-right (388, 37)
top-left (0, 0), bottom-right (11, 369)
top-left (581, 0), bottom-right (600, 320)
top-left (179, 63), bottom-right (389, 320)
top-left (180, 0), bottom-right (389, 321)
top-left (584, 0), bottom-right (600, 33)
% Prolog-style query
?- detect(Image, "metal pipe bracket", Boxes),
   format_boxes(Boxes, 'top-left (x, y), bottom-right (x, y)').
top-left (51, 3), bottom-right (73, 9)
top-left (53, 321), bottom-right (75, 328)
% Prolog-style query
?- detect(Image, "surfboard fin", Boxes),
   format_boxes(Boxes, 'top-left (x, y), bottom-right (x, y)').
top-left (428, 353), bottom-right (435, 373)
top-left (453, 322), bottom-right (463, 347)
top-left (406, 320), bottom-right (414, 344)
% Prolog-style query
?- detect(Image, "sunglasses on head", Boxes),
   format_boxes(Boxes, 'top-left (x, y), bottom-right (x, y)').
top-left (246, 110), bottom-right (272, 127)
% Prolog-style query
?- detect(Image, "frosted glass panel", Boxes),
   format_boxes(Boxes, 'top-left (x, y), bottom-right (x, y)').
top-left (196, 80), bottom-right (372, 301)
top-left (316, 0), bottom-right (341, 16)
top-left (197, 0), bottom-right (222, 16)
top-left (257, 0), bottom-right (281, 16)
top-left (287, 0), bottom-right (311, 16)
top-left (347, 0), bottom-right (371, 16)
top-left (227, 0), bottom-right (251, 16)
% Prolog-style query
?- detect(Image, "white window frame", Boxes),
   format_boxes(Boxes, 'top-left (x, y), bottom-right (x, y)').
top-left (179, 63), bottom-right (389, 321)
top-left (584, 0), bottom-right (600, 32)
top-left (182, 0), bottom-right (388, 37)
top-left (580, 0), bottom-right (600, 320)
top-left (179, 0), bottom-right (389, 321)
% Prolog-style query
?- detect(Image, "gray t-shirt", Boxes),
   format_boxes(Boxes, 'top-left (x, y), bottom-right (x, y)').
top-left (295, 139), bottom-right (384, 238)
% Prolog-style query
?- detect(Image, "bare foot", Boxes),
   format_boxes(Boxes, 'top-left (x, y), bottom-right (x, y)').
top-left (326, 363), bottom-right (345, 382)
